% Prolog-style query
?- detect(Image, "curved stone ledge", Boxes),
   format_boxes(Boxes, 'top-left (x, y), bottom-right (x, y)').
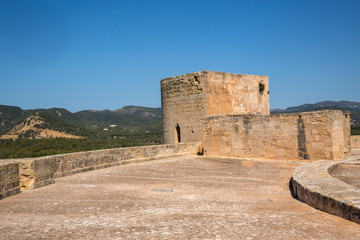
top-left (290, 157), bottom-right (360, 224)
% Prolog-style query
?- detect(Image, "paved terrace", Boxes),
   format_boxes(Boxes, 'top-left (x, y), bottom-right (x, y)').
top-left (332, 164), bottom-right (360, 188)
top-left (1, 156), bottom-right (360, 239)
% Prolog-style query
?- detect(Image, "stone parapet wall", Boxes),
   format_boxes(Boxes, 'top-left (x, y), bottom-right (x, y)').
top-left (204, 110), bottom-right (347, 160)
top-left (351, 135), bottom-right (360, 148)
top-left (0, 162), bottom-right (20, 200)
top-left (0, 142), bottom-right (200, 197)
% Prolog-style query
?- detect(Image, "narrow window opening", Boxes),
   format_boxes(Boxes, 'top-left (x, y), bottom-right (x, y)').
top-left (259, 83), bottom-right (265, 94)
top-left (175, 124), bottom-right (181, 143)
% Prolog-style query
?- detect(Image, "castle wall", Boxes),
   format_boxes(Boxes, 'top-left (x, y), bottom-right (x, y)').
top-left (204, 110), bottom-right (346, 160)
top-left (161, 72), bottom-right (207, 144)
top-left (4, 142), bottom-right (200, 192)
top-left (205, 71), bottom-right (269, 115)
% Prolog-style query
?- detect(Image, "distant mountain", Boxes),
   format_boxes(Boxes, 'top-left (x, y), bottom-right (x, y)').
top-left (0, 114), bottom-right (84, 140)
top-left (271, 100), bottom-right (360, 124)
top-left (0, 105), bottom-right (28, 135)
top-left (0, 105), bottom-right (162, 139)
top-left (114, 105), bottom-right (161, 118)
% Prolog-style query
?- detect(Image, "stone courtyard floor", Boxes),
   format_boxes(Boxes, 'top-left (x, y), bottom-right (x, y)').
top-left (1, 156), bottom-right (360, 240)
top-left (331, 162), bottom-right (360, 189)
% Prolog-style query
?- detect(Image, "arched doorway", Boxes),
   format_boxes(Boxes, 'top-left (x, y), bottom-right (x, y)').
top-left (175, 124), bottom-right (181, 143)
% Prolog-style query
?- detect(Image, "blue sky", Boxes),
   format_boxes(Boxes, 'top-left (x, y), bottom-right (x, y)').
top-left (0, 0), bottom-right (359, 112)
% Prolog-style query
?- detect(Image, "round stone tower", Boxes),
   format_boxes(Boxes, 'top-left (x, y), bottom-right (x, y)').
top-left (161, 70), bottom-right (270, 144)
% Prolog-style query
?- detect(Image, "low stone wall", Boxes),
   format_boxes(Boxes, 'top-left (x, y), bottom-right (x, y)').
top-left (14, 142), bottom-right (200, 190)
top-left (351, 135), bottom-right (360, 148)
top-left (290, 158), bottom-right (360, 224)
top-left (0, 162), bottom-right (20, 200)
top-left (0, 143), bottom-right (200, 199)
top-left (204, 110), bottom-right (348, 160)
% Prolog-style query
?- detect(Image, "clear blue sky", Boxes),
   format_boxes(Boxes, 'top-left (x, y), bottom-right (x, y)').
top-left (1, 0), bottom-right (359, 112)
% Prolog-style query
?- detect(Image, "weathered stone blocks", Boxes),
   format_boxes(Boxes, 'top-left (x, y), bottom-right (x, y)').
top-left (204, 110), bottom-right (348, 160)
top-left (161, 71), bottom-right (269, 144)
top-left (7, 142), bottom-right (200, 191)
top-left (161, 71), bottom-right (351, 160)
top-left (0, 162), bottom-right (20, 200)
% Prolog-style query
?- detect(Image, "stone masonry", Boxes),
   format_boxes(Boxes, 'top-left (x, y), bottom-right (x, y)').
top-left (161, 71), bottom-right (351, 160)
top-left (161, 71), bottom-right (269, 144)
top-left (204, 111), bottom-right (347, 160)
top-left (343, 112), bottom-right (352, 155)
top-left (0, 142), bottom-right (200, 200)
top-left (0, 162), bottom-right (20, 200)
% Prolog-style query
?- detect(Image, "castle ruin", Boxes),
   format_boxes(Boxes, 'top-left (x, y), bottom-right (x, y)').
top-left (161, 70), bottom-right (351, 160)
top-left (1, 71), bottom-right (359, 233)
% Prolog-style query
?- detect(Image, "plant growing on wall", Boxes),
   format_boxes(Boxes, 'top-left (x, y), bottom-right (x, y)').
top-left (259, 83), bottom-right (265, 94)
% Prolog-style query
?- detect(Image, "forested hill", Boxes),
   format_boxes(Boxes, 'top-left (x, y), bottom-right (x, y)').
top-left (0, 105), bottom-right (162, 139)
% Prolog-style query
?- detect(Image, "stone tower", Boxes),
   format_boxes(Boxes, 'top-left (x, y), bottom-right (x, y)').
top-left (161, 70), bottom-right (270, 144)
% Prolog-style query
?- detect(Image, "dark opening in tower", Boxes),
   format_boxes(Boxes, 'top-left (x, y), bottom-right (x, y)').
top-left (175, 124), bottom-right (181, 143)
